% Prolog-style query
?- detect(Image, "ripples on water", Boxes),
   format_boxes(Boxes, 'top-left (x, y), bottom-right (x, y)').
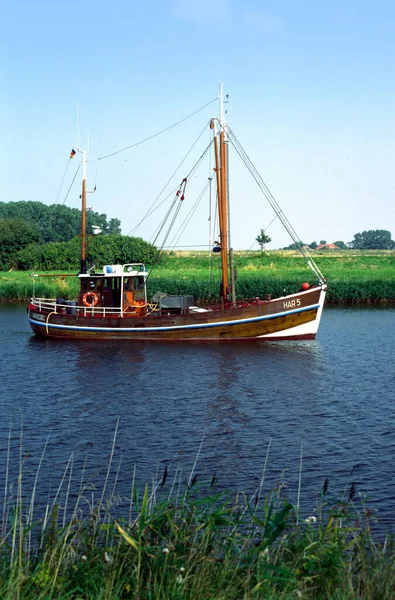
top-left (0, 305), bottom-right (394, 529)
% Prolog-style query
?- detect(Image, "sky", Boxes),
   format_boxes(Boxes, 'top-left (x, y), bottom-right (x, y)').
top-left (1, 0), bottom-right (394, 250)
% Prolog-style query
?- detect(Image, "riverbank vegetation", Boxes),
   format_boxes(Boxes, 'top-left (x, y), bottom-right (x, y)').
top-left (0, 202), bottom-right (122, 270)
top-left (0, 455), bottom-right (393, 599)
top-left (1, 250), bottom-right (394, 304)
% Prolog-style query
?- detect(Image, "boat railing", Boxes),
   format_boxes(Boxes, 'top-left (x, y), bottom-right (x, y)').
top-left (30, 297), bottom-right (260, 317)
top-left (30, 297), bottom-right (125, 317)
top-left (30, 298), bottom-right (58, 312)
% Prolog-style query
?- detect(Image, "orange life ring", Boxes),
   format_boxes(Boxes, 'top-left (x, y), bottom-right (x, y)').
top-left (82, 291), bottom-right (99, 307)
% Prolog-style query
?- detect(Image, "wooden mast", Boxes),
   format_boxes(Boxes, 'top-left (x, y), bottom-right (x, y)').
top-left (80, 149), bottom-right (87, 274)
top-left (218, 82), bottom-right (229, 300)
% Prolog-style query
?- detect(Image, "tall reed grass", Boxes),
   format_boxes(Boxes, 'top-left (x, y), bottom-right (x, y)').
top-left (0, 424), bottom-right (393, 599)
top-left (1, 250), bottom-right (395, 303)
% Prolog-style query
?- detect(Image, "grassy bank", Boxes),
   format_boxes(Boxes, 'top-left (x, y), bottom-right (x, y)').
top-left (1, 250), bottom-right (394, 304)
top-left (1, 461), bottom-right (394, 599)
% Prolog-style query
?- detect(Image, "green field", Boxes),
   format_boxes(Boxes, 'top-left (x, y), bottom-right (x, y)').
top-left (1, 250), bottom-right (394, 304)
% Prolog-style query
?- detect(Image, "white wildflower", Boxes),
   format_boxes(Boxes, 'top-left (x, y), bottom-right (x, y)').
top-left (259, 547), bottom-right (270, 560)
top-left (81, 555), bottom-right (87, 561)
top-left (179, 566), bottom-right (185, 573)
top-left (162, 547), bottom-right (169, 555)
top-left (304, 516), bottom-right (317, 525)
top-left (104, 552), bottom-right (113, 564)
top-left (176, 574), bottom-right (184, 585)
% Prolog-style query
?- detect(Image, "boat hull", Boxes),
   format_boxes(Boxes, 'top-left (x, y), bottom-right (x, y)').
top-left (28, 286), bottom-right (326, 341)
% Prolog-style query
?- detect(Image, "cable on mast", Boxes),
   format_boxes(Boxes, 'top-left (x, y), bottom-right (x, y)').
top-left (97, 98), bottom-right (217, 161)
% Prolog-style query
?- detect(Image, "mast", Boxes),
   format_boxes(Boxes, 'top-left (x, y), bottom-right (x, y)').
top-left (80, 149), bottom-right (87, 274)
top-left (218, 82), bottom-right (229, 300)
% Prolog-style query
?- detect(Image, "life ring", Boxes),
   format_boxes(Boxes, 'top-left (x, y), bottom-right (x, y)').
top-left (82, 291), bottom-right (99, 307)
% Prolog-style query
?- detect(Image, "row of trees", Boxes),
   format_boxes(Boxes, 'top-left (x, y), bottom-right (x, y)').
top-left (282, 230), bottom-right (395, 251)
top-left (348, 230), bottom-right (395, 250)
top-left (0, 201), bottom-right (121, 243)
top-left (0, 201), bottom-right (158, 271)
top-left (15, 235), bottom-right (158, 271)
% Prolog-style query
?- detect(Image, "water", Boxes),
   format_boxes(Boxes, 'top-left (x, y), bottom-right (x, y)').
top-left (0, 304), bottom-right (394, 530)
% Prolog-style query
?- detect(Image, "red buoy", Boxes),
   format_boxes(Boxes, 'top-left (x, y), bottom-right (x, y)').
top-left (301, 282), bottom-right (310, 291)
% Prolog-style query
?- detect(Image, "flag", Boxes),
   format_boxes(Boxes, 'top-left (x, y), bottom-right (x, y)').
top-left (70, 149), bottom-right (76, 159)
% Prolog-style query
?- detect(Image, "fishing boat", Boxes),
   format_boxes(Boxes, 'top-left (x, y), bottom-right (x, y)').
top-left (28, 85), bottom-right (327, 341)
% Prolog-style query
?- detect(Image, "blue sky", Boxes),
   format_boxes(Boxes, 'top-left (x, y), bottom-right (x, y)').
top-left (1, 0), bottom-right (394, 249)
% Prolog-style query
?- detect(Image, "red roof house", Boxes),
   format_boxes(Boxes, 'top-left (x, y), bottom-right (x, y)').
top-left (315, 243), bottom-right (339, 250)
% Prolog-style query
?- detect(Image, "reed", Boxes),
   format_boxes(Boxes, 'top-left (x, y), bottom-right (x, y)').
top-left (0, 425), bottom-right (393, 599)
top-left (1, 250), bottom-right (395, 303)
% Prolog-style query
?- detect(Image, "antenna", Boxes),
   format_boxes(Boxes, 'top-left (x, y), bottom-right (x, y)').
top-left (218, 82), bottom-right (230, 127)
top-left (77, 104), bottom-right (80, 150)
top-left (218, 81), bottom-right (224, 128)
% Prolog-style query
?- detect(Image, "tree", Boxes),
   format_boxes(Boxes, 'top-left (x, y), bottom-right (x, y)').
top-left (0, 218), bottom-right (42, 269)
top-left (282, 242), bottom-right (305, 250)
top-left (14, 235), bottom-right (159, 271)
top-left (0, 201), bottom-right (122, 243)
top-left (255, 229), bottom-right (272, 250)
top-left (349, 230), bottom-right (395, 250)
top-left (107, 218), bottom-right (122, 235)
top-left (333, 240), bottom-right (348, 250)
top-left (319, 240), bottom-right (327, 245)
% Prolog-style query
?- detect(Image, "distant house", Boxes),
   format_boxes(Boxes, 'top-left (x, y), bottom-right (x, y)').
top-left (315, 243), bottom-right (339, 251)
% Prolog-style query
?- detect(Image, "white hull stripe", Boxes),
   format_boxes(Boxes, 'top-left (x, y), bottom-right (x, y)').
top-left (29, 304), bottom-right (320, 333)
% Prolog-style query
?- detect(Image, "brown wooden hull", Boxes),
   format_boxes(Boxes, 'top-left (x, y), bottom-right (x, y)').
top-left (28, 286), bottom-right (326, 341)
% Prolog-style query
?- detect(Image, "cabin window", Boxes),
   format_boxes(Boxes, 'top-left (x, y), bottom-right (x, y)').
top-left (133, 276), bottom-right (145, 291)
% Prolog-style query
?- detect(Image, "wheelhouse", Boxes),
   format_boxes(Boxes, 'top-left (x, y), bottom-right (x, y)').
top-left (78, 263), bottom-right (148, 314)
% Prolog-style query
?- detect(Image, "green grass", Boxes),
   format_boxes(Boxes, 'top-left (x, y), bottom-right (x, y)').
top-left (1, 250), bottom-right (395, 303)
top-left (0, 431), bottom-right (393, 600)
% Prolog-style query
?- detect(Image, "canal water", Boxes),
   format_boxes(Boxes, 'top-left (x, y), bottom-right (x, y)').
top-left (0, 304), bottom-right (394, 530)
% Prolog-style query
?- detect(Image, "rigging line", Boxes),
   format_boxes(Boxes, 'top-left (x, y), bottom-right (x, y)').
top-left (128, 185), bottom-right (181, 238)
top-left (184, 138), bottom-right (213, 181)
top-left (97, 98), bottom-right (218, 161)
top-left (169, 180), bottom-right (211, 249)
top-left (228, 128), bottom-right (302, 242)
top-left (150, 180), bottom-right (187, 246)
top-left (118, 130), bottom-right (211, 259)
top-left (133, 135), bottom-right (213, 254)
top-left (150, 195), bottom-right (180, 246)
top-left (125, 122), bottom-right (212, 238)
top-left (150, 141), bottom-right (212, 249)
top-left (148, 202), bottom-right (184, 279)
top-left (161, 244), bottom-right (211, 248)
top-left (61, 165), bottom-right (81, 206)
top-left (54, 157), bottom-right (72, 204)
top-left (228, 129), bottom-right (290, 224)
top-left (155, 182), bottom-right (187, 249)
top-left (227, 129), bottom-right (325, 283)
top-left (151, 180), bottom-right (210, 279)
top-left (247, 214), bottom-right (279, 251)
top-left (159, 202), bottom-right (184, 250)
top-left (264, 214), bottom-right (278, 232)
top-left (108, 187), bottom-right (179, 265)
